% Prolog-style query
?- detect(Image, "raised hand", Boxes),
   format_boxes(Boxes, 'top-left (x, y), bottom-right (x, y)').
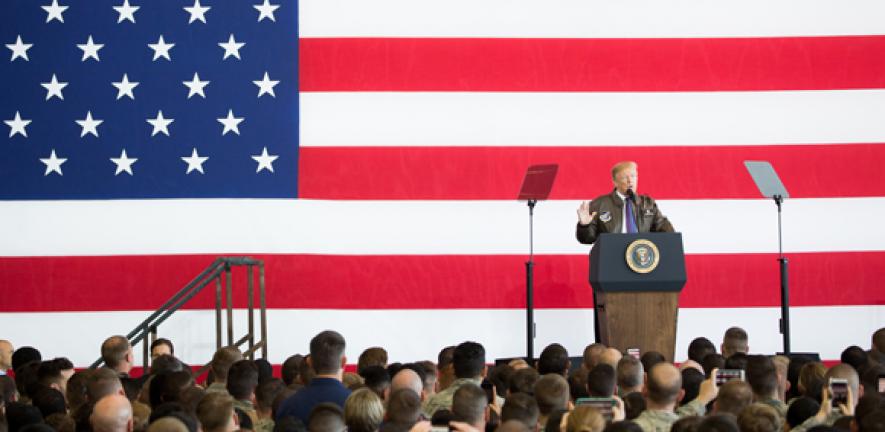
top-left (577, 201), bottom-right (597, 225)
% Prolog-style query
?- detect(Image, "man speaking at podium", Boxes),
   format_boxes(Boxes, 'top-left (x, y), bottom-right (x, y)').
top-left (576, 161), bottom-right (674, 244)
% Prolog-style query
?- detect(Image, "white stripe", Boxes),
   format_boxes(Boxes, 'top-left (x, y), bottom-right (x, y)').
top-left (2, 306), bottom-right (880, 367)
top-left (301, 91), bottom-right (885, 147)
top-left (299, 0), bottom-right (885, 38)
top-left (1, 198), bottom-right (883, 256)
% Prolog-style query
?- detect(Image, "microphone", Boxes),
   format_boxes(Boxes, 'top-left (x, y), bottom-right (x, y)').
top-left (626, 188), bottom-right (635, 200)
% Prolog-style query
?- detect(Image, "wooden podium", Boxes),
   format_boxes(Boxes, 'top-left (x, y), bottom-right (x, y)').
top-left (589, 233), bottom-right (686, 362)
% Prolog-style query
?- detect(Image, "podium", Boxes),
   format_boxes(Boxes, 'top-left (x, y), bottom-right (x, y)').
top-left (589, 233), bottom-right (686, 362)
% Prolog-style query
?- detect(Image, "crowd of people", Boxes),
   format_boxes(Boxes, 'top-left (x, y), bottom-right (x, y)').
top-left (0, 326), bottom-right (883, 432)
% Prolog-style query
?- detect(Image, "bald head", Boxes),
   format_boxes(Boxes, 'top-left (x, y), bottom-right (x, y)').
top-left (600, 348), bottom-right (622, 369)
top-left (0, 340), bottom-right (13, 371)
top-left (647, 363), bottom-right (682, 406)
top-left (91, 394), bottom-right (133, 432)
top-left (391, 369), bottom-right (424, 399)
top-left (825, 363), bottom-right (861, 402)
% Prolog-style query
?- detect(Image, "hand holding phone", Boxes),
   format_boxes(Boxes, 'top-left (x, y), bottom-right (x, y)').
top-left (715, 369), bottom-right (745, 385)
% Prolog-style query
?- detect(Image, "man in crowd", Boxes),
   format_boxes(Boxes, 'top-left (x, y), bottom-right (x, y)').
top-left (91, 394), bottom-right (134, 432)
top-left (617, 355), bottom-right (644, 396)
top-left (206, 347), bottom-right (243, 394)
top-left (633, 363), bottom-right (718, 432)
top-left (425, 341), bottom-right (502, 416)
top-left (721, 327), bottom-right (749, 359)
top-left (452, 384), bottom-right (489, 432)
top-left (0, 340), bottom-right (13, 375)
top-left (745, 355), bottom-right (787, 417)
top-left (276, 330), bottom-right (351, 424)
top-left (101, 336), bottom-right (135, 377)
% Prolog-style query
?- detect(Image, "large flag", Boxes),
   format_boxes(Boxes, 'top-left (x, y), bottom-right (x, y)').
top-left (1, 0), bottom-right (883, 368)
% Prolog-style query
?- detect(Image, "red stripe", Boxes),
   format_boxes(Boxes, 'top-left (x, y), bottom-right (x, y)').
top-left (298, 144), bottom-right (885, 200)
top-left (1, 252), bottom-right (882, 312)
top-left (300, 37), bottom-right (885, 92)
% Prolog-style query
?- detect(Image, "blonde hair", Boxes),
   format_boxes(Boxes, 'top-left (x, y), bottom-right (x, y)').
top-left (611, 161), bottom-right (637, 180)
top-left (566, 406), bottom-right (606, 432)
top-left (344, 387), bottom-right (384, 432)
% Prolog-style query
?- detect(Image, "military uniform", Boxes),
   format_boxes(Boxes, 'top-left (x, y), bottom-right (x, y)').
top-left (632, 399), bottom-right (706, 432)
top-left (424, 377), bottom-right (504, 417)
top-left (576, 189), bottom-right (674, 245)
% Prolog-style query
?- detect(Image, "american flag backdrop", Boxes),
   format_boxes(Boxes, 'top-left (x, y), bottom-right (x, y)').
top-left (1, 0), bottom-right (884, 368)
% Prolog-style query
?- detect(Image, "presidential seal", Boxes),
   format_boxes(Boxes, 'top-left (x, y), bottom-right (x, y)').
top-left (626, 239), bottom-right (660, 274)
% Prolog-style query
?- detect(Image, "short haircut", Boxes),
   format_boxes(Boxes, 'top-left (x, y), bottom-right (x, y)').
top-left (226, 360), bottom-right (259, 400)
top-left (534, 374), bottom-right (569, 415)
top-left (357, 348), bottom-right (388, 375)
top-left (66, 371), bottom-right (90, 412)
top-left (617, 355), bottom-right (643, 390)
top-left (604, 421), bottom-right (644, 432)
top-left (840, 346), bottom-right (868, 373)
top-left (671, 416), bottom-right (703, 432)
top-left (499, 420), bottom-right (532, 432)
top-left (308, 403), bottom-right (346, 432)
top-left (32, 386), bottom-right (67, 418)
top-left (38, 358), bottom-right (73, 388)
top-left (360, 365), bottom-right (390, 399)
top-left (101, 336), bottom-right (131, 369)
top-left (611, 161), bottom-right (637, 180)
top-left (386, 388), bottom-right (422, 425)
top-left (501, 392), bottom-right (539, 429)
top-left (344, 387), bottom-right (384, 432)
top-left (282, 354), bottom-right (305, 386)
top-left (583, 344), bottom-right (606, 370)
top-left (745, 355), bottom-right (778, 398)
top-left (873, 327), bottom-right (885, 353)
top-left (438, 346), bottom-right (456, 370)
top-left (701, 354), bottom-right (725, 379)
top-left (45, 412), bottom-right (76, 432)
top-left (622, 392), bottom-right (646, 420)
top-left (646, 363), bottom-right (682, 405)
top-left (798, 362), bottom-right (826, 401)
top-left (151, 354), bottom-right (185, 375)
top-left (150, 371), bottom-right (194, 407)
top-left (688, 338), bottom-right (717, 364)
top-left (453, 342), bottom-right (486, 379)
top-left (12, 346), bottom-right (42, 372)
top-left (586, 364), bottom-right (616, 397)
top-left (510, 367), bottom-right (539, 395)
top-left (786, 397), bottom-right (820, 428)
top-left (256, 378), bottom-right (285, 411)
top-left (417, 361), bottom-right (438, 393)
top-left (566, 406), bottom-right (605, 432)
top-left (698, 414), bottom-right (740, 432)
top-left (150, 338), bottom-right (175, 356)
top-left (538, 344), bottom-right (570, 376)
top-left (681, 368), bottom-right (705, 405)
top-left (88, 368), bottom-right (123, 402)
top-left (210, 347), bottom-right (243, 383)
top-left (722, 327), bottom-right (748, 357)
top-left (824, 363), bottom-right (860, 400)
top-left (715, 380), bottom-right (753, 416)
top-left (723, 353), bottom-right (748, 371)
top-left (737, 403), bottom-right (783, 432)
top-left (91, 395), bottom-right (133, 432)
top-left (640, 351), bottom-right (666, 373)
top-left (569, 372), bottom-right (590, 401)
top-left (147, 417), bottom-right (189, 432)
top-left (310, 330), bottom-right (346, 375)
top-left (452, 383), bottom-right (487, 426)
top-left (6, 402), bottom-right (44, 432)
top-left (196, 391), bottom-right (235, 432)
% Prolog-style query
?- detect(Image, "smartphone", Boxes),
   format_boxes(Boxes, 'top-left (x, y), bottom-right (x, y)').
top-left (715, 369), bottom-right (745, 385)
top-left (878, 374), bottom-right (885, 395)
top-left (576, 397), bottom-right (616, 421)
top-left (627, 348), bottom-right (640, 359)
top-left (830, 378), bottom-right (848, 406)
top-left (481, 379), bottom-right (495, 404)
top-left (430, 427), bottom-right (449, 432)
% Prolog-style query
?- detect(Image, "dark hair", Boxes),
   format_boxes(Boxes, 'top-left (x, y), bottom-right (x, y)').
top-left (150, 338), bottom-right (175, 356)
top-left (100, 336), bottom-right (130, 369)
top-left (151, 402), bottom-right (199, 432)
top-left (452, 383), bottom-right (487, 425)
top-left (310, 331), bottom-right (346, 375)
top-left (543, 409), bottom-right (569, 432)
top-left (701, 354), bottom-right (725, 379)
top-left (226, 360), bottom-right (259, 400)
top-left (537, 344), bottom-right (569, 376)
top-left (6, 402), bottom-right (44, 432)
top-left (308, 403), bottom-right (346, 432)
top-left (640, 351), bottom-right (666, 373)
top-left (715, 380), bottom-right (753, 417)
top-left (787, 397), bottom-right (821, 428)
top-left (622, 391), bottom-right (646, 420)
top-left (745, 355), bottom-right (778, 398)
top-left (688, 338), bottom-right (716, 364)
top-left (357, 348), bottom-right (388, 375)
top-left (453, 342), bottom-right (486, 379)
top-left (14, 361), bottom-right (40, 399)
top-left (840, 346), bottom-right (868, 373)
top-left (672, 416), bottom-right (703, 432)
top-left (697, 414), bottom-right (740, 432)
top-left (617, 355), bottom-right (644, 389)
top-left (501, 392), bottom-right (539, 429)
top-left (509, 368), bottom-right (539, 395)
top-left (255, 358), bottom-right (274, 384)
top-left (386, 389), bottom-right (422, 425)
top-left (281, 354), bottom-right (305, 387)
top-left (438, 346), bottom-right (456, 370)
top-left (256, 379), bottom-right (285, 411)
top-left (587, 363), bottom-right (616, 397)
top-left (534, 374), bottom-right (569, 415)
top-left (210, 347), bottom-right (242, 383)
top-left (680, 368), bottom-right (704, 405)
top-left (31, 387), bottom-right (66, 418)
top-left (568, 372), bottom-right (589, 401)
top-left (151, 354), bottom-right (185, 376)
top-left (723, 353), bottom-right (747, 371)
top-left (489, 365), bottom-right (514, 398)
top-left (604, 421), bottom-right (644, 432)
top-left (12, 347), bottom-right (42, 372)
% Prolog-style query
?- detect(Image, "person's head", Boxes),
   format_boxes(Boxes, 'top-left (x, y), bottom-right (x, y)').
top-left (344, 387), bottom-right (383, 432)
top-left (583, 344), bottom-right (606, 371)
top-left (254, 378), bottom-right (284, 416)
top-left (357, 348), bottom-right (388, 375)
top-left (538, 344), bottom-right (570, 376)
top-left (385, 389), bottom-right (422, 426)
top-left (150, 339), bottom-right (174, 361)
top-left (824, 363), bottom-right (861, 404)
top-left (310, 330), bottom-right (347, 376)
top-left (566, 406), bottom-right (605, 432)
top-left (611, 161), bottom-right (638, 194)
top-left (510, 367), bottom-right (540, 396)
top-left (390, 368), bottom-right (424, 401)
top-left (797, 362), bottom-right (827, 401)
top-left (786, 397), bottom-right (820, 429)
top-left (196, 392), bottom-right (238, 432)
top-left (38, 357), bottom-right (75, 396)
top-left (416, 361), bottom-right (438, 397)
top-left (737, 403), bottom-right (783, 432)
top-left (640, 352), bottom-right (666, 373)
top-left (745, 355), bottom-right (778, 400)
top-left (226, 360), bottom-right (259, 402)
top-left (697, 414), bottom-right (740, 432)
top-left (282, 354), bottom-right (305, 387)
top-left (66, 370), bottom-right (90, 412)
top-left (0, 340), bottom-right (14, 371)
top-left (453, 341), bottom-right (486, 380)
top-left (724, 353), bottom-right (748, 371)
top-left (102, 336), bottom-right (134, 374)
top-left (151, 371), bottom-right (194, 407)
top-left (437, 346), bottom-right (457, 390)
top-left (702, 354), bottom-right (726, 379)
top-left (586, 364), bottom-right (616, 398)
top-left (622, 392), bottom-right (646, 420)
top-left (308, 403), bottom-right (345, 432)
top-left (688, 338), bottom-right (716, 365)
top-left (680, 368), bottom-right (704, 405)
top-left (45, 412), bottom-right (76, 432)
top-left (88, 368), bottom-right (125, 402)
top-left (713, 380), bottom-right (753, 417)
top-left (12, 346), bottom-right (41, 372)
top-left (840, 346), bottom-right (868, 374)
top-left (617, 355), bottom-right (644, 394)
top-left (147, 417), bottom-right (190, 432)
top-left (645, 363), bottom-right (683, 408)
top-left (501, 392), bottom-right (539, 430)
top-left (360, 366), bottom-right (390, 400)
top-left (872, 327), bottom-right (885, 354)
top-left (604, 421), bottom-right (644, 432)
top-left (534, 374), bottom-right (569, 417)
top-left (6, 402), bottom-right (44, 432)
top-left (209, 347), bottom-right (243, 384)
top-left (599, 349), bottom-right (622, 369)
top-left (150, 355), bottom-right (185, 376)
top-left (91, 394), bottom-right (134, 432)
top-left (721, 328), bottom-right (749, 358)
top-left (671, 416), bottom-right (703, 432)
top-left (452, 383), bottom-right (488, 430)
top-left (31, 386), bottom-right (66, 418)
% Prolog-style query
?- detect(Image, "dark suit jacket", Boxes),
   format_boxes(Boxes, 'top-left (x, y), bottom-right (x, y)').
top-left (576, 189), bottom-right (674, 245)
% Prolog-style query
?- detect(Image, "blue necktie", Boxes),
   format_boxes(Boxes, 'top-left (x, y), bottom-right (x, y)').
top-left (625, 197), bottom-right (638, 233)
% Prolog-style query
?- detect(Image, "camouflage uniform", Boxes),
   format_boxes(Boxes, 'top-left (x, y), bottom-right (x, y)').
top-left (632, 399), bottom-right (706, 432)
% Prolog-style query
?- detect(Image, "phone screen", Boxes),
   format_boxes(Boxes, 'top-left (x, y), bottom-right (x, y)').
top-left (878, 375), bottom-right (885, 394)
top-left (830, 379), bottom-right (848, 406)
top-left (627, 348), bottom-right (640, 359)
top-left (715, 369), bottom-right (745, 385)
top-left (481, 379), bottom-right (495, 404)
top-left (576, 397), bottom-right (615, 421)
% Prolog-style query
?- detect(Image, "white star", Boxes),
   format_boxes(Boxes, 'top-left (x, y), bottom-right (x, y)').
top-left (42, 0), bottom-right (68, 23)
top-left (41, 74), bottom-right (68, 101)
top-left (147, 110), bottom-right (174, 136)
top-left (183, 0), bottom-right (210, 24)
top-left (77, 35), bottom-right (104, 62)
top-left (6, 35), bottom-right (33, 62)
top-left (218, 34), bottom-right (245, 60)
top-left (40, 149), bottom-right (67, 176)
top-left (110, 149), bottom-right (137, 176)
top-left (253, 72), bottom-right (279, 98)
top-left (75, 111), bottom-right (103, 138)
top-left (113, 0), bottom-right (139, 23)
top-left (148, 35), bottom-right (174, 61)
top-left (112, 74), bottom-right (139, 100)
top-left (5, 111), bottom-right (32, 138)
top-left (181, 148), bottom-right (208, 174)
top-left (251, 147), bottom-right (279, 173)
top-left (217, 109), bottom-right (244, 135)
top-left (182, 72), bottom-right (210, 99)
top-left (253, 0), bottom-right (280, 22)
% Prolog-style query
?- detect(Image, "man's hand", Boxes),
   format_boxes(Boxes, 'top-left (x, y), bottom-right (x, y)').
top-left (577, 201), bottom-right (597, 225)
top-left (612, 395), bottom-right (626, 422)
top-left (696, 368), bottom-right (720, 405)
top-left (449, 421), bottom-right (481, 432)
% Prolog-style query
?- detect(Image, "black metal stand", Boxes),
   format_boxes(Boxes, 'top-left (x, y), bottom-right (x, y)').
top-left (525, 199), bottom-right (537, 360)
top-left (774, 195), bottom-right (791, 354)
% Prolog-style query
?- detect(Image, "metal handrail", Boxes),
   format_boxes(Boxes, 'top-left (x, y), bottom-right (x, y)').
top-left (89, 257), bottom-right (267, 370)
